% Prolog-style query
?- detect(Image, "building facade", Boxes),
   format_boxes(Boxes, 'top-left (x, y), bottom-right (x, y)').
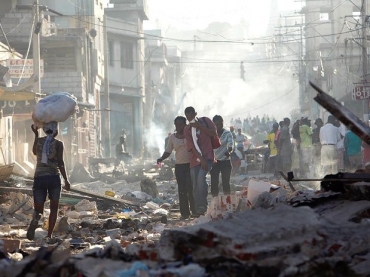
top-left (0, 0), bottom-right (106, 172)
top-left (105, 0), bottom-right (148, 157)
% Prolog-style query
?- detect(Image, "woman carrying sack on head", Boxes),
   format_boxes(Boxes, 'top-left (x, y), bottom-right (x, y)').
top-left (27, 122), bottom-right (71, 242)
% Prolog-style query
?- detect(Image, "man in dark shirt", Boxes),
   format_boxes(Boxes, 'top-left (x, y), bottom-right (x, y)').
top-left (278, 117), bottom-right (292, 173)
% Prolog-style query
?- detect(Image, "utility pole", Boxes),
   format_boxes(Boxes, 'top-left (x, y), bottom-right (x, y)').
top-left (362, 0), bottom-right (368, 120)
top-left (103, 15), bottom-right (111, 157)
top-left (32, 0), bottom-right (41, 95)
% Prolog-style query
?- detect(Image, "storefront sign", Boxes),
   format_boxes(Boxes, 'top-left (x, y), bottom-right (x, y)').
top-left (6, 59), bottom-right (44, 78)
top-left (352, 86), bottom-right (370, 100)
top-left (0, 100), bottom-right (35, 116)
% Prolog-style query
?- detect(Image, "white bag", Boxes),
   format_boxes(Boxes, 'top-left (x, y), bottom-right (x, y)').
top-left (33, 92), bottom-right (78, 126)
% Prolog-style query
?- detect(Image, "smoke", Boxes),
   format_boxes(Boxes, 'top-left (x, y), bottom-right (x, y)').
top-left (143, 0), bottom-right (303, 155)
top-left (181, 60), bottom-right (299, 126)
top-left (144, 122), bottom-right (168, 159)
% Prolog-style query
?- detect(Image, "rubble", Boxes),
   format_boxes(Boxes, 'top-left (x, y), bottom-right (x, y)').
top-left (1, 170), bottom-right (370, 276)
top-left (140, 178), bottom-right (159, 199)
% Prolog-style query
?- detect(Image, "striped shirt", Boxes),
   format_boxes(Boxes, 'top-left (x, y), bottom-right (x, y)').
top-left (214, 129), bottom-right (234, 161)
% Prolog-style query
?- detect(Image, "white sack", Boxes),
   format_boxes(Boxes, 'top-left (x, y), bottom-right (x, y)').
top-left (33, 92), bottom-right (78, 125)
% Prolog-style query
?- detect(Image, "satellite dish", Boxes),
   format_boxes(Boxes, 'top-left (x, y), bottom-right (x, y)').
top-left (89, 29), bottom-right (97, 38)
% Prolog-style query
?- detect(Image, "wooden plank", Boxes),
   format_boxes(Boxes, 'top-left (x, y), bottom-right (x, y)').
top-left (0, 186), bottom-right (142, 207)
top-left (0, 186), bottom-right (91, 201)
top-left (69, 187), bottom-right (141, 207)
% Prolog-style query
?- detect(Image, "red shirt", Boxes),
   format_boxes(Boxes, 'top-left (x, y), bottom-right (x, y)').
top-left (363, 142), bottom-right (370, 164)
top-left (184, 117), bottom-right (216, 168)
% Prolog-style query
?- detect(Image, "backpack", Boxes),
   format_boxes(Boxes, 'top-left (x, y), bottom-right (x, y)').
top-left (201, 117), bottom-right (221, 149)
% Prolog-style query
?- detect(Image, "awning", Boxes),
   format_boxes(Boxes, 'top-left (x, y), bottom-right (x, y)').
top-left (0, 90), bottom-right (35, 101)
top-left (0, 74), bottom-right (37, 101)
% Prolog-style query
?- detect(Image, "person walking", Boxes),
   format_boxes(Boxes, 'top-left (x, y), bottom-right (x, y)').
top-left (157, 116), bottom-right (195, 219)
top-left (210, 115), bottom-right (234, 197)
top-left (320, 115), bottom-right (341, 174)
top-left (278, 118), bottom-right (293, 173)
top-left (344, 130), bottom-right (362, 171)
top-left (263, 122), bottom-right (279, 176)
top-left (312, 118), bottom-right (323, 176)
top-left (184, 106), bottom-right (217, 217)
top-left (299, 116), bottom-right (313, 177)
top-left (27, 122), bottom-right (71, 241)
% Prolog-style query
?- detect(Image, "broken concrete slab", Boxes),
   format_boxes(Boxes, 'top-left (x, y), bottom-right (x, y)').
top-left (159, 205), bottom-right (322, 263)
top-left (313, 200), bottom-right (370, 224)
top-left (344, 182), bottom-right (370, 201)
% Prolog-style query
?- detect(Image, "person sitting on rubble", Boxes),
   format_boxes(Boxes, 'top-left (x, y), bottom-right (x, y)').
top-left (116, 135), bottom-right (133, 165)
top-left (157, 116), bottom-right (195, 219)
top-left (27, 122), bottom-right (71, 241)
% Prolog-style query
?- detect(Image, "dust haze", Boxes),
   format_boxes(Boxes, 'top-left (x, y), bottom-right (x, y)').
top-left (144, 0), bottom-right (302, 154)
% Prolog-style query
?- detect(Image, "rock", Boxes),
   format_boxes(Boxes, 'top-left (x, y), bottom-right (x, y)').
top-left (57, 217), bottom-right (70, 233)
top-left (106, 228), bottom-right (121, 239)
top-left (140, 178), bottom-right (159, 198)
top-left (4, 217), bottom-right (20, 225)
top-left (13, 212), bottom-right (27, 222)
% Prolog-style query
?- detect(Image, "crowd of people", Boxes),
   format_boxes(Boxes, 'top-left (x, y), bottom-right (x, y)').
top-left (289, 114), bottom-right (370, 177)
top-left (156, 108), bottom-right (370, 219)
top-left (262, 114), bottom-right (370, 179)
top-left (156, 108), bottom-right (293, 219)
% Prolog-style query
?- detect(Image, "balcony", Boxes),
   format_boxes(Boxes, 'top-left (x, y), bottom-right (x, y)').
top-left (109, 0), bottom-right (148, 20)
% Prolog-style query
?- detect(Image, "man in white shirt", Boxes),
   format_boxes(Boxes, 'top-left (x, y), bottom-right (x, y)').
top-left (319, 115), bottom-right (341, 174)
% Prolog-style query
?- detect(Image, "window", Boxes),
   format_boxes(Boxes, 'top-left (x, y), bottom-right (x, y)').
top-left (120, 42), bottom-right (134, 69)
top-left (108, 40), bottom-right (114, 66)
top-left (319, 13), bottom-right (329, 21)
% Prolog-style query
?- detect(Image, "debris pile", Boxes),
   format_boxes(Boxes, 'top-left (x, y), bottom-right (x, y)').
top-left (1, 173), bottom-right (370, 276)
top-left (0, 192), bottom-right (33, 226)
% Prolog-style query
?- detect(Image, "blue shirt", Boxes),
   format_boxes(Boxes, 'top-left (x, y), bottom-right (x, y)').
top-left (214, 129), bottom-right (234, 161)
top-left (344, 131), bottom-right (362, 156)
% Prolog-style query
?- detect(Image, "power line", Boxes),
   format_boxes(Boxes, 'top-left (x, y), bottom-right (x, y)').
top-left (225, 85), bottom-right (299, 118)
top-left (17, 12), bottom-right (36, 85)
top-left (0, 23), bottom-right (12, 53)
top-left (62, 12), bottom-right (363, 46)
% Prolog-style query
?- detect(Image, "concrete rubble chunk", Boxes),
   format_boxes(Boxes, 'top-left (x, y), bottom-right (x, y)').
top-left (140, 178), bottom-right (159, 198)
top-left (159, 205), bottom-right (321, 262)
